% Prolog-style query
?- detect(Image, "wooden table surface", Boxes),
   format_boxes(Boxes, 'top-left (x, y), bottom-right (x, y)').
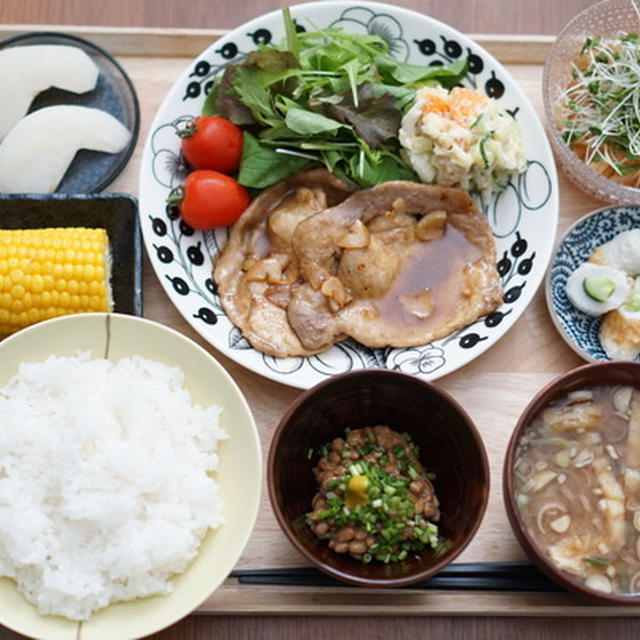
top-left (3, 0), bottom-right (639, 638)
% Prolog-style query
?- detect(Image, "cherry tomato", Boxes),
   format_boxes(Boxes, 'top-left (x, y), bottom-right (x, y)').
top-left (177, 170), bottom-right (250, 230)
top-left (179, 116), bottom-right (243, 173)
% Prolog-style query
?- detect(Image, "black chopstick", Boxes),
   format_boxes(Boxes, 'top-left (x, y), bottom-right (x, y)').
top-left (230, 562), bottom-right (562, 592)
top-left (232, 562), bottom-right (540, 577)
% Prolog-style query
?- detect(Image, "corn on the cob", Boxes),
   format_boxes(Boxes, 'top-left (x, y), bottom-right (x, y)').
top-left (0, 227), bottom-right (112, 336)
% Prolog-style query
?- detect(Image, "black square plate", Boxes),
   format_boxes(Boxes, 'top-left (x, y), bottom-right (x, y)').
top-left (0, 193), bottom-right (142, 315)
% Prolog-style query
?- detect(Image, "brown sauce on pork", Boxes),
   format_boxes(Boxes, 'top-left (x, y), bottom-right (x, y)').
top-left (215, 173), bottom-right (502, 357)
top-left (375, 224), bottom-right (483, 330)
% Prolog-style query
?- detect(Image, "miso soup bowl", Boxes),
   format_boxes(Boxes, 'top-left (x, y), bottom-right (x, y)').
top-left (268, 369), bottom-right (490, 588)
top-left (504, 360), bottom-right (640, 604)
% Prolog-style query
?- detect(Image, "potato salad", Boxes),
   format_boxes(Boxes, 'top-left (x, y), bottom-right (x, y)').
top-left (399, 86), bottom-right (527, 197)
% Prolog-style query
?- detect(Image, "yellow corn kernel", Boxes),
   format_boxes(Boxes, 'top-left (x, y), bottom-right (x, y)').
top-left (31, 275), bottom-right (44, 293)
top-left (0, 228), bottom-right (113, 336)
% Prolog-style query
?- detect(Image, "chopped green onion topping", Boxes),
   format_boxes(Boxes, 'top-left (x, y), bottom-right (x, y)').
top-left (583, 555), bottom-right (612, 567)
top-left (307, 428), bottom-right (441, 563)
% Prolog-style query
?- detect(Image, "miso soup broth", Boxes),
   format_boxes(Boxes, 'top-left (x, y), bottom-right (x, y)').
top-left (513, 385), bottom-right (640, 595)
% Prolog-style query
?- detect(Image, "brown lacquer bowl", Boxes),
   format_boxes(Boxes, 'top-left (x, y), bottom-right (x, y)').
top-left (267, 369), bottom-right (490, 587)
top-left (504, 361), bottom-right (640, 604)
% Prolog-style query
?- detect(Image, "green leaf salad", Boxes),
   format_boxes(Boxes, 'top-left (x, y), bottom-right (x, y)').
top-left (203, 8), bottom-right (467, 188)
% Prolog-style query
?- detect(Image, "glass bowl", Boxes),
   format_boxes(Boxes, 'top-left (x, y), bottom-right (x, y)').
top-left (543, 0), bottom-right (640, 204)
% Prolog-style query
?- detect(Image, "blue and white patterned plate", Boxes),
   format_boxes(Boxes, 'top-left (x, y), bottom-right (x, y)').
top-left (546, 205), bottom-right (640, 362)
top-left (138, 1), bottom-right (559, 389)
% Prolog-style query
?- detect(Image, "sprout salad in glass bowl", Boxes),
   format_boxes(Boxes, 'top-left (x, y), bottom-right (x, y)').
top-left (544, 0), bottom-right (640, 204)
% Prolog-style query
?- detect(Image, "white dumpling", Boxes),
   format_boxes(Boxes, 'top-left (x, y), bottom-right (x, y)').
top-left (590, 229), bottom-right (640, 276)
top-left (565, 263), bottom-right (632, 316)
top-left (0, 45), bottom-right (99, 139)
top-left (0, 105), bottom-right (131, 194)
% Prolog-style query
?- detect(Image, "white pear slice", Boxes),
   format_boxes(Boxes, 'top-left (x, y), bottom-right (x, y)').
top-left (0, 105), bottom-right (131, 193)
top-left (0, 44), bottom-right (99, 139)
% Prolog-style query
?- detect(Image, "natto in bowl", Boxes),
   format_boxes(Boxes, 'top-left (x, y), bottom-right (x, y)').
top-left (268, 369), bottom-right (489, 588)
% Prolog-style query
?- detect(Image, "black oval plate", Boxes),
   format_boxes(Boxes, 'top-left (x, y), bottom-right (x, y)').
top-left (0, 32), bottom-right (140, 194)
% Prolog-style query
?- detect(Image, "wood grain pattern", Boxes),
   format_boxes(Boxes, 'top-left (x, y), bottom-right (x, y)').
top-left (0, 0), bottom-right (596, 34)
top-left (0, 25), bottom-right (556, 63)
top-left (0, 0), bottom-right (627, 637)
top-left (3, 615), bottom-right (640, 640)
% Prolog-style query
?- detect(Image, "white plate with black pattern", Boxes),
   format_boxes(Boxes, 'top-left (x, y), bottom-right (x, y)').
top-left (138, 0), bottom-right (558, 389)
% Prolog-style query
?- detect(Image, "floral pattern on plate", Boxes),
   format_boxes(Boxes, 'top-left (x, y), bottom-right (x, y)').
top-left (139, 1), bottom-right (558, 389)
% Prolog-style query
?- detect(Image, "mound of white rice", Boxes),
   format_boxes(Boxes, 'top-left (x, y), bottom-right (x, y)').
top-left (0, 352), bottom-right (225, 621)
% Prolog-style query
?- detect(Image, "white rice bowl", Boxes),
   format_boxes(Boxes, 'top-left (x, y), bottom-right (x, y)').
top-left (0, 352), bottom-right (225, 621)
top-left (0, 313), bottom-right (261, 640)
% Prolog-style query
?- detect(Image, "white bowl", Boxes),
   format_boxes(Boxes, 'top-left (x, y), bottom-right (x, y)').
top-left (0, 313), bottom-right (261, 640)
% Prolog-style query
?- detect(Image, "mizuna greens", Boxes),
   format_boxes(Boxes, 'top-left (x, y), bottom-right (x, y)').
top-left (204, 9), bottom-right (467, 188)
